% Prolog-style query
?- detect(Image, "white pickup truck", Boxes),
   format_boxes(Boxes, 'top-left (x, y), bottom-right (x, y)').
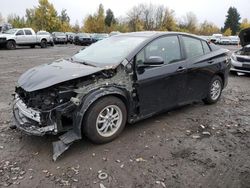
top-left (0, 28), bottom-right (53, 50)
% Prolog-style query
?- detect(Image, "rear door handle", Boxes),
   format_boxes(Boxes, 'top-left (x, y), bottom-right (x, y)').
top-left (208, 60), bottom-right (214, 64)
top-left (176, 66), bottom-right (186, 72)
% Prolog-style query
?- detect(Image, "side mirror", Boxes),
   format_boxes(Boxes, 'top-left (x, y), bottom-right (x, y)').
top-left (144, 56), bottom-right (164, 65)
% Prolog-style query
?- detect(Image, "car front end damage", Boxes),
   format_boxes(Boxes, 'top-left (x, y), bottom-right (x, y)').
top-left (13, 87), bottom-right (77, 136)
top-left (12, 63), bottom-right (134, 160)
top-left (231, 45), bottom-right (250, 73)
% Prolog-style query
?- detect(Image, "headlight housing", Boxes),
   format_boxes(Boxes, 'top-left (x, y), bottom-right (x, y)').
top-left (231, 53), bottom-right (237, 61)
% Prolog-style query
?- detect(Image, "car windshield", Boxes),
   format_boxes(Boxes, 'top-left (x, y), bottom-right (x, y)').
top-left (4, 29), bottom-right (17, 34)
top-left (72, 36), bottom-right (146, 67)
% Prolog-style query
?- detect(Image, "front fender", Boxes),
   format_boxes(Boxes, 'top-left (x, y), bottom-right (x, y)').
top-left (74, 86), bottom-right (129, 129)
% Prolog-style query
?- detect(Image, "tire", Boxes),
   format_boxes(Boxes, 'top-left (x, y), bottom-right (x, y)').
top-left (83, 96), bottom-right (127, 144)
top-left (6, 40), bottom-right (16, 50)
top-left (40, 39), bottom-right (47, 48)
top-left (203, 75), bottom-right (223, 104)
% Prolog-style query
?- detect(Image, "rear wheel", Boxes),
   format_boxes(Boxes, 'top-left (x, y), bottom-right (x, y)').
top-left (6, 40), bottom-right (16, 50)
top-left (83, 96), bottom-right (127, 144)
top-left (40, 39), bottom-right (47, 48)
top-left (203, 76), bottom-right (223, 104)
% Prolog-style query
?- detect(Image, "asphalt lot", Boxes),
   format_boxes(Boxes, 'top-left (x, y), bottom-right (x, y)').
top-left (0, 44), bottom-right (249, 188)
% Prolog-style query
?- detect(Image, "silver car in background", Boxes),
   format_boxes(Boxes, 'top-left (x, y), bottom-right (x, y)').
top-left (231, 28), bottom-right (250, 74)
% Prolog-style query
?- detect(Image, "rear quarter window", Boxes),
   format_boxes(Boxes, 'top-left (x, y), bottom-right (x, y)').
top-left (202, 41), bottom-right (211, 54)
top-left (182, 36), bottom-right (204, 58)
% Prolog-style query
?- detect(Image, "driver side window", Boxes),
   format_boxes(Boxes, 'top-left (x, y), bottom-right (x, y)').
top-left (136, 35), bottom-right (182, 66)
top-left (16, 30), bottom-right (24, 36)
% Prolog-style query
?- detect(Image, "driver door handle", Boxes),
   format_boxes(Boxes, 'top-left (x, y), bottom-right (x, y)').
top-left (176, 66), bottom-right (186, 72)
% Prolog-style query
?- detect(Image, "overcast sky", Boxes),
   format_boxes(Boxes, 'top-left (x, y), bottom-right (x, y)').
top-left (0, 0), bottom-right (249, 27)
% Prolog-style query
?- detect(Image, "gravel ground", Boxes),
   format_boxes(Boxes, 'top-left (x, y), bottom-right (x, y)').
top-left (0, 44), bottom-right (249, 188)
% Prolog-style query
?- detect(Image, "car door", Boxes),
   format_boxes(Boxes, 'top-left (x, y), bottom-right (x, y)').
top-left (24, 30), bottom-right (35, 44)
top-left (15, 30), bottom-right (25, 44)
top-left (181, 35), bottom-right (215, 102)
top-left (135, 35), bottom-right (187, 117)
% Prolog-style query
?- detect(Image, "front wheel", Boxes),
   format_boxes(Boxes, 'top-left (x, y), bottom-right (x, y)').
top-left (203, 76), bottom-right (223, 104)
top-left (83, 96), bottom-right (127, 144)
top-left (6, 40), bottom-right (16, 50)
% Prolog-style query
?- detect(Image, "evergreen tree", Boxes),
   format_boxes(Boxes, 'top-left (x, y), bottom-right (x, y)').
top-left (224, 7), bottom-right (241, 35)
top-left (105, 9), bottom-right (115, 27)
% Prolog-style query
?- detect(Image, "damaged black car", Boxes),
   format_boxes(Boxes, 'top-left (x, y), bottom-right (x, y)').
top-left (13, 32), bottom-right (230, 160)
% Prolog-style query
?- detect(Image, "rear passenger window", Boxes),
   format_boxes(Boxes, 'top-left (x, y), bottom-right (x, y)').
top-left (182, 36), bottom-right (203, 58)
top-left (25, 30), bottom-right (32, 35)
top-left (202, 41), bottom-right (211, 54)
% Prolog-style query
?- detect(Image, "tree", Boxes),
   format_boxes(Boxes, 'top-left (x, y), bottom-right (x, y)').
top-left (33, 0), bottom-right (61, 32)
top-left (59, 9), bottom-right (70, 23)
top-left (199, 21), bottom-right (220, 35)
top-left (179, 12), bottom-right (198, 33)
top-left (161, 8), bottom-right (177, 31)
top-left (224, 7), bottom-right (241, 35)
top-left (72, 20), bottom-right (80, 33)
top-left (0, 13), bottom-right (4, 24)
top-left (83, 4), bottom-right (106, 33)
top-left (7, 14), bottom-right (26, 28)
top-left (224, 28), bottom-right (232, 36)
top-left (105, 9), bottom-right (115, 27)
top-left (240, 18), bottom-right (250, 30)
top-left (59, 9), bottom-right (71, 32)
top-left (25, 8), bottom-right (35, 28)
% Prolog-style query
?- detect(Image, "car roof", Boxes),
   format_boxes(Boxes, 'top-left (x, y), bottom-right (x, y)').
top-left (114, 31), bottom-right (207, 41)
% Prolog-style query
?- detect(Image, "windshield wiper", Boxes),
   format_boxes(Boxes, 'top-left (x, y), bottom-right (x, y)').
top-left (70, 57), bottom-right (96, 67)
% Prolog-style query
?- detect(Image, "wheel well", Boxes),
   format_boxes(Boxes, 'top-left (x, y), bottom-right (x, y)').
top-left (84, 94), bottom-right (129, 119)
top-left (7, 39), bottom-right (16, 43)
top-left (96, 94), bottom-right (128, 112)
top-left (215, 73), bottom-right (225, 86)
top-left (41, 38), bottom-right (47, 42)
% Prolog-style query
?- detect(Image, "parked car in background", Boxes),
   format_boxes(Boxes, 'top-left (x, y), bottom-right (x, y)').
top-left (74, 33), bottom-right (93, 46)
top-left (13, 32), bottom-right (230, 160)
top-left (65, 32), bottom-right (75, 44)
top-left (0, 23), bottom-right (12, 33)
top-left (229, 36), bottom-right (240, 45)
top-left (218, 37), bottom-right (231, 45)
top-left (109, 31), bottom-right (121, 36)
top-left (92, 33), bottom-right (109, 42)
top-left (199, 35), bottom-right (211, 42)
top-left (52, 32), bottom-right (67, 44)
top-left (231, 28), bottom-right (250, 74)
top-left (0, 28), bottom-right (52, 49)
top-left (37, 31), bottom-right (54, 46)
top-left (210, 33), bottom-right (223, 44)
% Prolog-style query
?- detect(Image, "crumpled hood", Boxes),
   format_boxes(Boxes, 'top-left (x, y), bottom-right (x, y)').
top-left (18, 59), bottom-right (103, 92)
top-left (239, 27), bottom-right (250, 47)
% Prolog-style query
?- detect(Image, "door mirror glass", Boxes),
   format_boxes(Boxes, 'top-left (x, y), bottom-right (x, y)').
top-left (144, 56), bottom-right (164, 65)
